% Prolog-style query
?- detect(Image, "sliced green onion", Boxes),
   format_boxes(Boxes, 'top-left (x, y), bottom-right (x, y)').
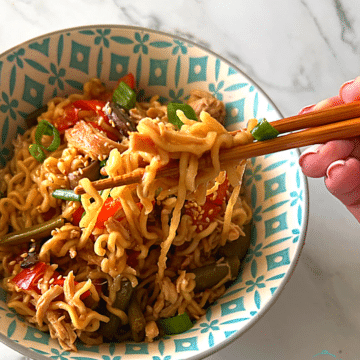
top-left (52, 189), bottom-right (81, 202)
top-left (30, 120), bottom-right (61, 162)
top-left (158, 312), bottom-right (193, 335)
top-left (29, 143), bottom-right (46, 162)
top-left (112, 81), bottom-right (136, 111)
top-left (250, 118), bottom-right (279, 141)
top-left (35, 120), bottom-right (61, 152)
top-left (167, 102), bottom-right (198, 129)
top-left (99, 159), bottom-right (107, 167)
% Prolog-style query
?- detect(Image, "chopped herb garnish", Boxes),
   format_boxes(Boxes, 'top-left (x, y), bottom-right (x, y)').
top-left (29, 120), bottom-right (61, 162)
top-left (112, 81), bottom-right (136, 111)
top-left (167, 103), bottom-right (198, 129)
top-left (158, 312), bottom-right (193, 335)
top-left (35, 120), bottom-right (61, 152)
top-left (250, 118), bottom-right (279, 141)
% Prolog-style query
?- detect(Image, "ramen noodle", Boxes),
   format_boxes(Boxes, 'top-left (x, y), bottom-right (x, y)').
top-left (0, 78), bottom-right (253, 350)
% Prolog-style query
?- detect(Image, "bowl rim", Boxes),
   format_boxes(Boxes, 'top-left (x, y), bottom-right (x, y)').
top-left (0, 24), bottom-right (309, 360)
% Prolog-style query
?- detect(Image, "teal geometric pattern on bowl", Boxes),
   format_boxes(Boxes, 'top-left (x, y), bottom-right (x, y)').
top-left (0, 25), bottom-right (308, 360)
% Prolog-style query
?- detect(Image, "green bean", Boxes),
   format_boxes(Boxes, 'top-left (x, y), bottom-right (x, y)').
top-left (218, 222), bottom-right (252, 260)
top-left (52, 189), bottom-right (81, 202)
top-left (0, 216), bottom-right (64, 246)
top-left (190, 256), bottom-right (240, 293)
top-left (128, 293), bottom-right (146, 342)
top-left (113, 279), bottom-right (134, 310)
top-left (99, 279), bottom-right (134, 340)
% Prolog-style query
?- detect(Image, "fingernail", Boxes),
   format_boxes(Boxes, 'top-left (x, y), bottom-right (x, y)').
top-left (326, 160), bottom-right (345, 179)
top-left (339, 78), bottom-right (360, 103)
top-left (298, 104), bottom-right (315, 115)
top-left (299, 144), bottom-right (322, 167)
top-left (340, 79), bottom-right (355, 93)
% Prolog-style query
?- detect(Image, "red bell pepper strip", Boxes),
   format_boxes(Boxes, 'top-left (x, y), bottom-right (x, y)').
top-left (72, 100), bottom-right (107, 119)
top-left (117, 73), bottom-right (135, 90)
top-left (53, 104), bottom-right (79, 133)
top-left (12, 262), bottom-right (47, 293)
top-left (95, 197), bottom-right (123, 229)
top-left (72, 205), bottom-right (85, 226)
top-left (12, 262), bottom-right (90, 300)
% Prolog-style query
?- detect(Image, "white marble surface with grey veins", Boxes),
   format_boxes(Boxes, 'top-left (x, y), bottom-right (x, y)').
top-left (0, 0), bottom-right (359, 359)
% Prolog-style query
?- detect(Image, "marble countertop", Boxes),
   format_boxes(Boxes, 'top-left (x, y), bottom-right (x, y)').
top-left (0, 0), bottom-right (359, 359)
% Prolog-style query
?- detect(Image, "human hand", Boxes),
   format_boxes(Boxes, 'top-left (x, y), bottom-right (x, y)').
top-left (299, 77), bottom-right (360, 222)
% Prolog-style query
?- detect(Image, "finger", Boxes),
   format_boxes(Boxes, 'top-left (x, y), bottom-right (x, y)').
top-left (299, 139), bottom-right (356, 178)
top-left (298, 95), bottom-right (344, 115)
top-left (312, 95), bottom-right (344, 111)
top-left (339, 76), bottom-right (360, 103)
top-left (325, 157), bottom-right (360, 222)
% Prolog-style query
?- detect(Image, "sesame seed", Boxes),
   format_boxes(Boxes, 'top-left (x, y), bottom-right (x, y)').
top-left (57, 275), bottom-right (63, 280)
top-left (78, 168), bottom-right (83, 175)
top-left (20, 253), bottom-right (28, 258)
top-left (198, 225), bottom-right (203, 231)
top-left (30, 238), bottom-right (36, 243)
top-left (38, 278), bottom-right (43, 283)
top-left (9, 260), bottom-right (16, 266)
top-left (197, 215), bottom-right (203, 221)
top-left (208, 209), bottom-right (214, 215)
top-left (29, 247), bottom-right (35, 253)
top-left (96, 106), bottom-right (101, 110)
top-left (49, 278), bottom-right (55, 284)
top-left (205, 217), bottom-right (210, 223)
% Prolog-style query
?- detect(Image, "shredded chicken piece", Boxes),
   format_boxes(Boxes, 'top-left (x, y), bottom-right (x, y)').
top-left (65, 121), bottom-right (127, 161)
top-left (187, 90), bottom-right (226, 124)
top-left (36, 285), bottom-right (64, 326)
top-left (47, 311), bottom-right (77, 351)
top-left (145, 320), bottom-right (159, 342)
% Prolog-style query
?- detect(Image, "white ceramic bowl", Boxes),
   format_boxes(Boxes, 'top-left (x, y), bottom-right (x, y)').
top-left (0, 25), bottom-right (308, 360)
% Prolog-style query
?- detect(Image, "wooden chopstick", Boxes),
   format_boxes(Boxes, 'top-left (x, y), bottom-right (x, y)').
top-left (74, 102), bottom-right (360, 195)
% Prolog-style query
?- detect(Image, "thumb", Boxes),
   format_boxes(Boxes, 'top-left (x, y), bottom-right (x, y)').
top-left (325, 157), bottom-right (360, 222)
